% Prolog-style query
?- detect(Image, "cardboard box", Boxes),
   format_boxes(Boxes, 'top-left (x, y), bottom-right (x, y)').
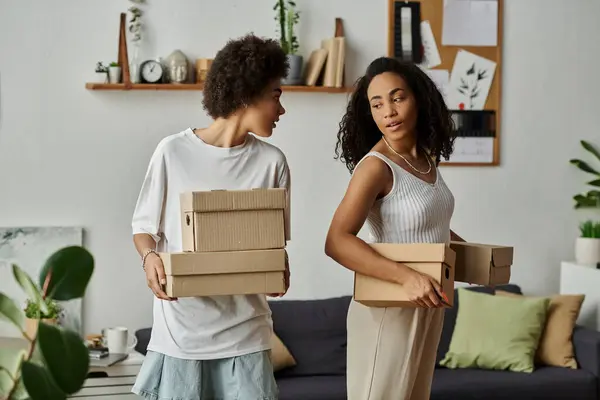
top-left (353, 243), bottom-right (456, 308)
top-left (160, 249), bottom-right (286, 297)
top-left (180, 188), bottom-right (287, 252)
top-left (449, 241), bottom-right (514, 286)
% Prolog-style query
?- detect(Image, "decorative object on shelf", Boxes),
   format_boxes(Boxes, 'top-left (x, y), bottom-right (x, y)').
top-left (140, 59), bottom-right (164, 84)
top-left (108, 62), bottom-right (122, 83)
top-left (164, 49), bottom-right (190, 84)
top-left (94, 62), bottom-right (108, 83)
top-left (274, 0), bottom-right (303, 85)
top-left (0, 245), bottom-right (94, 400)
top-left (196, 58), bottom-right (213, 83)
top-left (127, 0), bottom-right (146, 83)
top-left (570, 140), bottom-right (600, 209)
top-left (575, 220), bottom-right (600, 266)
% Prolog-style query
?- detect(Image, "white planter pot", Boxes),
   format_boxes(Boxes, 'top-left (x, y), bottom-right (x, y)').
top-left (108, 66), bottom-right (122, 84)
top-left (575, 237), bottom-right (600, 265)
top-left (95, 72), bottom-right (107, 83)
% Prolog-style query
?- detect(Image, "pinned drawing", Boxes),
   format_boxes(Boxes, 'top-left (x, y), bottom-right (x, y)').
top-left (448, 50), bottom-right (496, 110)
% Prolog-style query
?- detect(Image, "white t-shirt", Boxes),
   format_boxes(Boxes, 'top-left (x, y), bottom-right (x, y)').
top-left (131, 127), bottom-right (291, 360)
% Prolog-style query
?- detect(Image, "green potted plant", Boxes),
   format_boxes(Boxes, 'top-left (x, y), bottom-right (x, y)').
top-left (95, 62), bottom-right (108, 83)
top-left (23, 298), bottom-right (61, 340)
top-left (108, 61), bottom-right (121, 84)
top-left (570, 139), bottom-right (600, 265)
top-left (0, 246), bottom-right (94, 399)
top-left (576, 220), bottom-right (600, 265)
top-left (274, 0), bottom-right (302, 85)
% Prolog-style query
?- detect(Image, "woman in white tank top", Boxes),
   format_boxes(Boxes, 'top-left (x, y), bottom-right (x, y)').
top-left (325, 57), bottom-right (465, 400)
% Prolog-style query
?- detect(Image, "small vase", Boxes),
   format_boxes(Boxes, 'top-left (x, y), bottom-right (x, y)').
top-left (281, 54), bottom-right (303, 85)
top-left (108, 66), bottom-right (122, 84)
top-left (130, 43), bottom-right (141, 84)
top-left (575, 237), bottom-right (600, 265)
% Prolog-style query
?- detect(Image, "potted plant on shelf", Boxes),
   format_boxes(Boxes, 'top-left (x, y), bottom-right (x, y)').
top-left (575, 220), bottom-right (600, 265)
top-left (108, 61), bottom-right (122, 83)
top-left (95, 62), bottom-right (108, 83)
top-left (274, 0), bottom-right (303, 85)
top-left (570, 139), bottom-right (600, 265)
top-left (23, 297), bottom-right (62, 340)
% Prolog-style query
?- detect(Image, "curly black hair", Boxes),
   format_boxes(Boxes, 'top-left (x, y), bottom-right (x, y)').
top-left (202, 33), bottom-right (289, 119)
top-left (334, 57), bottom-right (456, 173)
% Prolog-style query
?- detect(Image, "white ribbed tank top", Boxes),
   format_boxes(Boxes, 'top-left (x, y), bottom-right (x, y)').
top-left (355, 151), bottom-right (455, 245)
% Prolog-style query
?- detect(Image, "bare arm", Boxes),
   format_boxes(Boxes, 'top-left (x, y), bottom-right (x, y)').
top-left (324, 157), bottom-right (416, 285)
top-left (133, 233), bottom-right (157, 258)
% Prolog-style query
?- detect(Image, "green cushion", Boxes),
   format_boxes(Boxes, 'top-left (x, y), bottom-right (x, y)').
top-left (439, 288), bottom-right (550, 373)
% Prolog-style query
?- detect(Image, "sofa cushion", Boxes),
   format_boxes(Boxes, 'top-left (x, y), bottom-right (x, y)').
top-left (436, 284), bottom-right (523, 364)
top-left (269, 296), bottom-right (351, 378)
top-left (431, 367), bottom-right (597, 400)
top-left (496, 290), bottom-right (585, 369)
top-left (440, 288), bottom-right (550, 373)
top-left (276, 376), bottom-right (346, 400)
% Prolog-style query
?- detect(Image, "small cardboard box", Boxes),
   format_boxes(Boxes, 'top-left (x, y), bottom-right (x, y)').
top-left (180, 188), bottom-right (287, 252)
top-left (160, 249), bottom-right (286, 297)
top-left (354, 243), bottom-right (456, 308)
top-left (449, 241), bottom-right (514, 286)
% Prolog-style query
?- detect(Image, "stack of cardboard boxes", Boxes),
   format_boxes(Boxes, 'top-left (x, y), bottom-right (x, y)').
top-left (354, 241), bottom-right (514, 308)
top-left (159, 188), bottom-right (288, 298)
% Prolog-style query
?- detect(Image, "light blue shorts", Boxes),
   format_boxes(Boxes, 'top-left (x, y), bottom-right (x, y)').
top-left (131, 350), bottom-right (278, 400)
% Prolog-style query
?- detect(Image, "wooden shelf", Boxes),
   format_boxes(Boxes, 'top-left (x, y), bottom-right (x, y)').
top-left (85, 83), bottom-right (353, 93)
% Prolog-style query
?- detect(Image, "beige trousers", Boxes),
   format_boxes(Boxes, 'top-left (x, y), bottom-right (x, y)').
top-left (346, 300), bottom-right (445, 400)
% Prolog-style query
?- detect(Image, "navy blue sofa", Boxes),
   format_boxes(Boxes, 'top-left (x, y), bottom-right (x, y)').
top-left (135, 284), bottom-right (600, 399)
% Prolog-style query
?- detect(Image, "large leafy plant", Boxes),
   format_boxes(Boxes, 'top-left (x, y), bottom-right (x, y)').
top-left (0, 246), bottom-right (94, 400)
top-left (570, 140), bottom-right (600, 209)
top-left (273, 0), bottom-right (300, 55)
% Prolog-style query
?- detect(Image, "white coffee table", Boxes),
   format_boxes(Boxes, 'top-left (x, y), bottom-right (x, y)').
top-left (69, 351), bottom-right (145, 399)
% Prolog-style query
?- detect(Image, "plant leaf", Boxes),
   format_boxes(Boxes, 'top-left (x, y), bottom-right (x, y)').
top-left (587, 179), bottom-right (600, 187)
top-left (38, 246), bottom-right (94, 301)
top-left (570, 159), bottom-right (600, 175)
top-left (21, 360), bottom-right (66, 400)
top-left (0, 348), bottom-right (27, 397)
top-left (12, 265), bottom-right (47, 315)
top-left (38, 322), bottom-right (89, 394)
top-left (581, 140), bottom-right (600, 162)
top-left (0, 293), bottom-right (24, 331)
top-left (466, 63), bottom-right (475, 75)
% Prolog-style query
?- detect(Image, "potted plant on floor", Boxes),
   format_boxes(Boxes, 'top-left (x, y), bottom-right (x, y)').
top-left (274, 0), bottom-right (303, 85)
top-left (0, 246), bottom-right (94, 399)
top-left (570, 139), bottom-right (600, 265)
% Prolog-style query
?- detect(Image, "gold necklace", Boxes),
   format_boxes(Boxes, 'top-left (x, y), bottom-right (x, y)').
top-left (382, 136), bottom-right (432, 175)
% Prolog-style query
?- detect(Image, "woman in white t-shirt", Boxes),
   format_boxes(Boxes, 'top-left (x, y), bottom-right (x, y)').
top-left (130, 34), bottom-right (291, 400)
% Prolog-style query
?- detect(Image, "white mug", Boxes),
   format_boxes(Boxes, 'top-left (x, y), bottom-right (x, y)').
top-left (103, 326), bottom-right (137, 354)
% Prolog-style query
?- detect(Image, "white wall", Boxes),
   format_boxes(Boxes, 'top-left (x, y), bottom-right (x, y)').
top-left (0, 0), bottom-right (598, 337)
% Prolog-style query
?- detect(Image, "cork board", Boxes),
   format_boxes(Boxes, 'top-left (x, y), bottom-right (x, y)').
top-left (388, 0), bottom-right (504, 166)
